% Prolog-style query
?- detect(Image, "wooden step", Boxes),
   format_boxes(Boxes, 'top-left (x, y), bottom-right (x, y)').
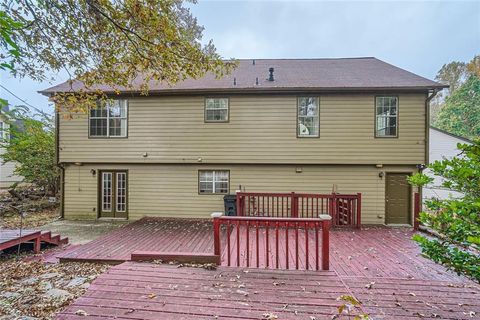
top-left (131, 251), bottom-right (220, 264)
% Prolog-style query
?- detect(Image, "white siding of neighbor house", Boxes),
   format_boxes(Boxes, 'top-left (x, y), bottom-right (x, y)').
top-left (423, 128), bottom-right (471, 200)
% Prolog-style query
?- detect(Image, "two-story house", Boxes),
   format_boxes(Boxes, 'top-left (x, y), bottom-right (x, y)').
top-left (41, 58), bottom-right (446, 225)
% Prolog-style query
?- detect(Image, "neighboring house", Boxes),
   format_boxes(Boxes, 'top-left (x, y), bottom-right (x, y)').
top-left (0, 107), bottom-right (23, 189)
top-left (40, 57), bottom-right (446, 225)
top-left (424, 127), bottom-right (472, 200)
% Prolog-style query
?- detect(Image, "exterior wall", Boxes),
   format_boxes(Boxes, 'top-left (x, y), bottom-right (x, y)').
top-left (0, 148), bottom-right (22, 189)
top-left (59, 93), bottom-right (427, 165)
top-left (424, 128), bottom-right (471, 199)
top-left (63, 163), bottom-right (419, 224)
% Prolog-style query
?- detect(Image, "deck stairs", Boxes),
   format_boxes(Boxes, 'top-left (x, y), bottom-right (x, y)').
top-left (40, 231), bottom-right (69, 246)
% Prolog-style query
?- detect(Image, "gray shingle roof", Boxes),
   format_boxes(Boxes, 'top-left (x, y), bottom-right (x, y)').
top-left (40, 57), bottom-right (446, 95)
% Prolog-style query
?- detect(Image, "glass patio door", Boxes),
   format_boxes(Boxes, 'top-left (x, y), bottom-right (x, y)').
top-left (99, 171), bottom-right (128, 218)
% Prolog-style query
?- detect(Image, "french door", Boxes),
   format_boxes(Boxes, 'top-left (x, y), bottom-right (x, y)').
top-left (99, 171), bottom-right (128, 218)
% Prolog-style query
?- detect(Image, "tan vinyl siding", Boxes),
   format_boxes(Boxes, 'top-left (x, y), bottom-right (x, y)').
top-left (59, 94), bottom-right (426, 165)
top-left (64, 164), bottom-right (419, 224)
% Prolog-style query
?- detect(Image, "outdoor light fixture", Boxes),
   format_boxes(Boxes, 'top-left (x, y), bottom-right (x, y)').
top-left (295, 167), bottom-right (303, 173)
top-left (378, 172), bottom-right (384, 178)
top-left (375, 164), bottom-right (383, 168)
top-left (142, 152), bottom-right (148, 158)
top-left (416, 164), bottom-right (426, 170)
top-left (90, 169), bottom-right (96, 176)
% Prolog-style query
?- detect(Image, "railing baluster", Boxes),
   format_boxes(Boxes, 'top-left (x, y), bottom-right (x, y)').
top-left (315, 222), bottom-right (319, 270)
top-left (275, 222), bottom-right (279, 269)
top-left (227, 220), bottom-right (231, 266)
top-left (295, 222), bottom-right (299, 270)
top-left (266, 221), bottom-right (269, 268)
top-left (236, 220), bottom-right (240, 267)
top-left (256, 221), bottom-right (259, 268)
top-left (285, 224), bottom-right (289, 269)
top-left (246, 220), bottom-right (250, 267)
top-left (305, 222), bottom-right (309, 270)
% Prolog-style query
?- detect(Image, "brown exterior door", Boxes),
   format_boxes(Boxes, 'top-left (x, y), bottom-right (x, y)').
top-left (99, 171), bottom-right (128, 218)
top-left (385, 173), bottom-right (411, 225)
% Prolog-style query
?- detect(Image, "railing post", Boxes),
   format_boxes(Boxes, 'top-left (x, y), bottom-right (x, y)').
top-left (236, 193), bottom-right (241, 216)
top-left (329, 193), bottom-right (337, 226)
top-left (211, 213), bottom-right (222, 256)
top-left (291, 192), bottom-right (298, 218)
top-left (356, 193), bottom-right (362, 229)
top-left (319, 215), bottom-right (331, 271)
top-left (414, 192), bottom-right (420, 230)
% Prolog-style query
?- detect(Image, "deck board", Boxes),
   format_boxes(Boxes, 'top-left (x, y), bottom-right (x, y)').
top-left (56, 262), bottom-right (479, 320)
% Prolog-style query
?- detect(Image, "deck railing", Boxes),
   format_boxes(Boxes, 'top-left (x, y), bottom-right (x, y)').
top-left (236, 192), bottom-right (361, 228)
top-left (213, 215), bottom-right (331, 270)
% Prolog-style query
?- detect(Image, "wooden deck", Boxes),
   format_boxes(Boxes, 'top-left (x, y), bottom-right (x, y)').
top-left (0, 229), bottom-right (41, 253)
top-left (55, 218), bottom-right (479, 319)
top-left (57, 217), bottom-right (468, 282)
top-left (56, 262), bottom-right (479, 320)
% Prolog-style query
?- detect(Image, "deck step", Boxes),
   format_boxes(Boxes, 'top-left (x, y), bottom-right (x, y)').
top-left (131, 251), bottom-right (220, 265)
top-left (40, 232), bottom-right (68, 246)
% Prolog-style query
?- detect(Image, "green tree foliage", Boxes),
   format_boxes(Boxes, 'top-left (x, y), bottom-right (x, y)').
top-left (434, 75), bottom-right (480, 140)
top-left (408, 141), bottom-right (480, 282)
top-left (435, 61), bottom-right (467, 94)
top-left (2, 0), bottom-right (235, 112)
top-left (0, 107), bottom-right (58, 195)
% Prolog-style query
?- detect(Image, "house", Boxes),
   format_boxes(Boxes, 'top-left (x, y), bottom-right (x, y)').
top-left (0, 106), bottom-right (23, 189)
top-left (40, 57), bottom-right (446, 225)
top-left (423, 126), bottom-right (472, 200)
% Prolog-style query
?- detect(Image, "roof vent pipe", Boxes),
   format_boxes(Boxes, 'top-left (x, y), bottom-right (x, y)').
top-left (255, 77), bottom-right (259, 85)
top-left (233, 77), bottom-right (236, 86)
top-left (268, 67), bottom-right (274, 81)
top-left (252, 59), bottom-right (255, 65)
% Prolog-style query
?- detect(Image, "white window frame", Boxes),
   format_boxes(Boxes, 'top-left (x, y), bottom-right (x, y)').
top-left (375, 96), bottom-right (398, 138)
top-left (198, 170), bottom-right (230, 194)
top-left (89, 99), bottom-right (128, 138)
top-left (297, 97), bottom-right (320, 138)
top-left (205, 98), bottom-right (229, 122)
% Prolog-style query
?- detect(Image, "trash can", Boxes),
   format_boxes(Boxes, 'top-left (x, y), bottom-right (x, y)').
top-left (223, 194), bottom-right (237, 216)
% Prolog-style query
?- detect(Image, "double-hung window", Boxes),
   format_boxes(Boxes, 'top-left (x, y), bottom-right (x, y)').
top-left (205, 98), bottom-right (229, 122)
top-left (198, 170), bottom-right (229, 194)
top-left (89, 99), bottom-right (128, 137)
top-left (375, 96), bottom-right (398, 137)
top-left (297, 97), bottom-right (319, 137)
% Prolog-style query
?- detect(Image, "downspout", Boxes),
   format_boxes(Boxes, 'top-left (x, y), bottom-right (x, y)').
top-left (418, 89), bottom-right (439, 215)
top-left (54, 106), bottom-right (65, 219)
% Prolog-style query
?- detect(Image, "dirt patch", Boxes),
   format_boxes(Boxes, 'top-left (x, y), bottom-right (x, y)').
top-left (0, 259), bottom-right (109, 319)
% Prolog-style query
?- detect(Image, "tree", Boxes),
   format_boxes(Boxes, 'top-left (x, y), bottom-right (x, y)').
top-left (2, 0), bottom-right (235, 112)
top-left (408, 141), bottom-right (480, 282)
top-left (0, 107), bottom-right (58, 195)
top-left (435, 61), bottom-right (467, 94)
top-left (434, 75), bottom-right (480, 140)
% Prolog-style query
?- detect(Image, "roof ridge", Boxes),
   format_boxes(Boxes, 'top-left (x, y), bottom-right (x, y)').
top-left (232, 57), bottom-right (377, 61)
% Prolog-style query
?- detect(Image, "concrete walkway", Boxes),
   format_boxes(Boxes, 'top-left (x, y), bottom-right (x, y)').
top-left (38, 219), bottom-right (127, 245)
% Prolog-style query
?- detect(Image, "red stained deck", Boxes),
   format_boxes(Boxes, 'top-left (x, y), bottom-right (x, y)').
top-left (57, 217), bottom-right (468, 282)
top-left (55, 218), bottom-right (479, 319)
top-left (56, 262), bottom-right (479, 320)
top-left (0, 229), bottom-right (41, 253)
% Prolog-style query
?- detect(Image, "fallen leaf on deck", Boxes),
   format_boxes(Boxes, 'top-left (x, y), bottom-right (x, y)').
top-left (75, 310), bottom-right (88, 316)
top-left (263, 312), bottom-right (278, 319)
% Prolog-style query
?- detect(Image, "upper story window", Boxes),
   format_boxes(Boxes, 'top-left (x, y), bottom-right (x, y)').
top-left (205, 98), bottom-right (229, 122)
top-left (198, 170), bottom-right (229, 194)
top-left (297, 97), bottom-right (319, 137)
top-left (375, 96), bottom-right (398, 138)
top-left (89, 100), bottom-right (128, 138)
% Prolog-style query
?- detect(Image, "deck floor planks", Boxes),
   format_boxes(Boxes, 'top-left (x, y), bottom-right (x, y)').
top-left (57, 262), bottom-right (479, 320)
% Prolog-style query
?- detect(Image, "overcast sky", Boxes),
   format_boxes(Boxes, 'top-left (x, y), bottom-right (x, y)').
top-left (1, 0), bottom-right (479, 114)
